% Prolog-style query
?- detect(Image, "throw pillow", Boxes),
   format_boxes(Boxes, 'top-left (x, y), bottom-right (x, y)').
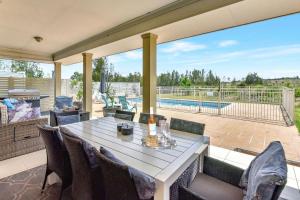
top-left (240, 141), bottom-right (287, 200)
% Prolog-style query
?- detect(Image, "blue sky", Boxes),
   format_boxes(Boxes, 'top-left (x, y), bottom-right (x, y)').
top-left (42, 13), bottom-right (300, 80)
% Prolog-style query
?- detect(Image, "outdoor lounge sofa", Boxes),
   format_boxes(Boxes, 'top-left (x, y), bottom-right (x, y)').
top-left (0, 117), bottom-right (48, 160)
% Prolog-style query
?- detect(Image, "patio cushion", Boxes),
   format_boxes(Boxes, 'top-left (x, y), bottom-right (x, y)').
top-left (2, 98), bottom-right (16, 110)
top-left (55, 96), bottom-right (73, 109)
top-left (100, 147), bottom-right (156, 199)
top-left (56, 114), bottom-right (80, 125)
top-left (0, 103), bottom-right (8, 125)
top-left (8, 100), bottom-right (40, 123)
top-left (240, 141), bottom-right (287, 200)
top-left (60, 127), bottom-right (98, 168)
top-left (189, 173), bottom-right (243, 200)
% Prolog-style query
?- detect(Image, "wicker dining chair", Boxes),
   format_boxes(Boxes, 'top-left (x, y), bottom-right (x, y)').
top-left (94, 149), bottom-right (141, 200)
top-left (60, 127), bottom-right (105, 200)
top-left (54, 110), bottom-right (79, 126)
top-left (138, 112), bottom-right (167, 126)
top-left (170, 118), bottom-right (205, 135)
top-left (114, 113), bottom-right (134, 121)
top-left (178, 142), bottom-right (287, 200)
top-left (169, 118), bottom-right (206, 200)
top-left (38, 125), bottom-right (72, 200)
top-left (116, 110), bottom-right (135, 121)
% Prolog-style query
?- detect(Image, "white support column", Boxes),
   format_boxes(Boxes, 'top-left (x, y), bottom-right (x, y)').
top-left (142, 33), bottom-right (158, 113)
top-left (54, 62), bottom-right (62, 97)
top-left (82, 53), bottom-right (93, 115)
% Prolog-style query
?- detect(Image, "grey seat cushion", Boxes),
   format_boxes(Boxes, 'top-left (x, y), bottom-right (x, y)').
top-left (56, 114), bottom-right (80, 125)
top-left (240, 141), bottom-right (287, 200)
top-left (190, 173), bottom-right (243, 200)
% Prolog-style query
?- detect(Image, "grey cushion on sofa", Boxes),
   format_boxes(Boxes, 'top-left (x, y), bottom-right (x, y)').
top-left (56, 114), bottom-right (80, 125)
top-left (240, 141), bottom-right (287, 200)
top-left (100, 147), bottom-right (156, 199)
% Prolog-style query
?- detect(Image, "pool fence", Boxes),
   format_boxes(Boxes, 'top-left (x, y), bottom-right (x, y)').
top-left (156, 86), bottom-right (295, 126)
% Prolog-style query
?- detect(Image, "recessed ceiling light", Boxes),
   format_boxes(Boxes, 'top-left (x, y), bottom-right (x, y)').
top-left (33, 36), bottom-right (43, 43)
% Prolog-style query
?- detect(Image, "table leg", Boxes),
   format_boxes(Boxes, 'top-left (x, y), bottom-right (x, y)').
top-left (199, 145), bottom-right (209, 173)
top-left (154, 180), bottom-right (169, 200)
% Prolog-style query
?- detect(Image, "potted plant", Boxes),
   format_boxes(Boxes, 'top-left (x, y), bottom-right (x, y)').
top-left (102, 82), bottom-right (120, 116)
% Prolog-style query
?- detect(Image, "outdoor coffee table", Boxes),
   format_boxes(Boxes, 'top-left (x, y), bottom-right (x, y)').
top-left (63, 117), bottom-right (208, 200)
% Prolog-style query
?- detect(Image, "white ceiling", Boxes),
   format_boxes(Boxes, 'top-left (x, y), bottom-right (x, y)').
top-left (0, 0), bottom-right (175, 55)
top-left (0, 0), bottom-right (299, 65)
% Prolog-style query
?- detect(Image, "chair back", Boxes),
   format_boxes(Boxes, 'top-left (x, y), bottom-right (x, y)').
top-left (170, 118), bottom-right (205, 135)
top-left (38, 125), bottom-right (71, 179)
top-left (94, 149), bottom-right (139, 200)
top-left (139, 112), bottom-right (166, 126)
top-left (55, 96), bottom-right (73, 109)
top-left (116, 110), bottom-right (135, 121)
top-left (114, 113), bottom-right (133, 121)
top-left (242, 141), bottom-right (287, 200)
top-left (101, 93), bottom-right (113, 107)
top-left (55, 110), bottom-right (79, 126)
top-left (60, 127), bottom-right (104, 200)
top-left (101, 93), bottom-right (109, 107)
top-left (118, 96), bottom-right (129, 110)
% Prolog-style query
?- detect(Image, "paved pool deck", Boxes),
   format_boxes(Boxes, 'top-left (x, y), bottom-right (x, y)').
top-left (93, 104), bottom-right (300, 162)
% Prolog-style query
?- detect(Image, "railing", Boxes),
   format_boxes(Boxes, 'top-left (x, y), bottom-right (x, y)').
top-left (156, 86), bottom-right (295, 125)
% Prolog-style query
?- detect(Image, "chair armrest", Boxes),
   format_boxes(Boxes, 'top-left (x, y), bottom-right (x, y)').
top-left (203, 156), bottom-right (244, 187)
top-left (178, 186), bottom-right (206, 200)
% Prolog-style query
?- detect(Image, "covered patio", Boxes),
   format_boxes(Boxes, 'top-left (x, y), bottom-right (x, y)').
top-left (1, 0), bottom-right (300, 200)
top-left (1, 0), bottom-right (300, 115)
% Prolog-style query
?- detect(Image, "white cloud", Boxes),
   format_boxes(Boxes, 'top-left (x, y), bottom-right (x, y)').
top-left (171, 44), bottom-right (300, 66)
top-left (218, 40), bottom-right (239, 47)
top-left (108, 55), bottom-right (123, 63)
top-left (162, 41), bottom-right (206, 53)
top-left (124, 50), bottom-right (142, 59)
top-left (217, 44), bottom-right (300, 60)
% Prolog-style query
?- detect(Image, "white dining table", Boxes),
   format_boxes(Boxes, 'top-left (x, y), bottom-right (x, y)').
top-left (63, 117), bottom-right (209, 200)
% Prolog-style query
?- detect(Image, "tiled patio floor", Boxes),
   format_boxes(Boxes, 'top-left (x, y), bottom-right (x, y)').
top-left (1, 146), bottom-right (299, 199)
top-left (92, 104), bottom-right (300, 162)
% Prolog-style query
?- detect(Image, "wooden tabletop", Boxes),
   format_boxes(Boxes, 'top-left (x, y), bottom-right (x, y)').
top-left (63, 117), bottom-right (207, 183)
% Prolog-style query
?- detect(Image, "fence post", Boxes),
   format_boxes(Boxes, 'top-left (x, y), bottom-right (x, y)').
top-left (248, 86), bottom-right (251, 102)
top-left (158, 86), bottom-right (161, 108)
top-left (218, 87), bottom-right (221, 115)
top-left (193, 86), bottom-right (196, 99)
top-left (8, 77), bottom-right (14, 90)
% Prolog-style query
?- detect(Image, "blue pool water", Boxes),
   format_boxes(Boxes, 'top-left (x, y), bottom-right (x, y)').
top-left (128, 98), bottom-right (230, 109)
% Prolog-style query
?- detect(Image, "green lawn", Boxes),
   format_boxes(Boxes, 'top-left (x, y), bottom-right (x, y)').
top-left (295, 104), bottom-right (300, 134)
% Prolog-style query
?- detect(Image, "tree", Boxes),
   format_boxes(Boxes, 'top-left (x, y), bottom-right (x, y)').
top-left (11, 60), bottom-right (44, 78)
top-left (92, 57), bottom-right (108, 82)
top-left (245, 73), bottom-right (263, 85)
top-left (0, 60), bottom-right (9, 71)
top-left (179, 76), bottom-right (191, 87)
top-left (70, 72), bottom-right (83, 101)
top-left (206, 70), bottom-right (219, 86)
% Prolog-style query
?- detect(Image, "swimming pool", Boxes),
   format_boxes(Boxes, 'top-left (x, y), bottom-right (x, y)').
top-left (128, 98), bottom-right (230, 109)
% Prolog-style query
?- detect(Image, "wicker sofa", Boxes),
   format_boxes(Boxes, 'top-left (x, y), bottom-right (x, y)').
top-left (0, 117), bottom-right (48, 161)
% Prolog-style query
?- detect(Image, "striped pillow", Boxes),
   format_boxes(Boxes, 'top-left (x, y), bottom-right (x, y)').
top-left (0, 103), bottom-right (8, 125)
